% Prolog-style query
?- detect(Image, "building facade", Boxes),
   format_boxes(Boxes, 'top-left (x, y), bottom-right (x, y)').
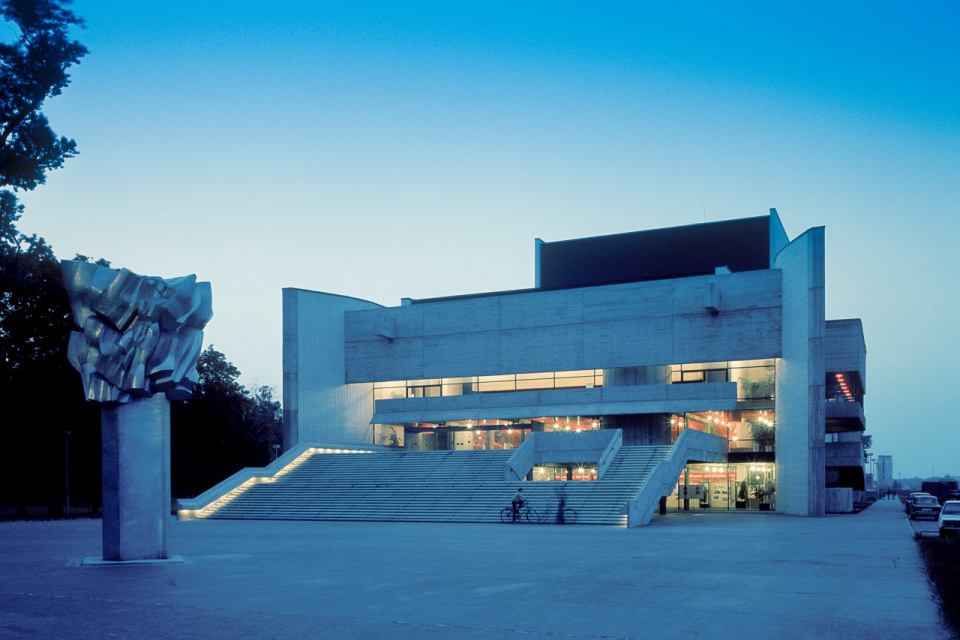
top-left (282, 210), bottom-right (866, 517)
top-left (877, 455), bottom-right (894, 491)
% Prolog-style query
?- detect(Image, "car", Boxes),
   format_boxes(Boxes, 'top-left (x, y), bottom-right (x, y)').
top-left (909, 495), bottom-right (942, 520)
top-left (905, 492), bottom-right (932, 513)
top-left (939, 501), bottom-right (960, 536)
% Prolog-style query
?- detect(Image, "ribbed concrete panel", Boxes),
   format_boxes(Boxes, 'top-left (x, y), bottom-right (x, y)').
top-left (582, 279), bottom-right (672, 321)
top-left (423, 297), bottom-right (500, 335)
top-left (345, 270), bottom-right (783, 383)
top-left (826, 441), bottom-right (863, 467)
top-left (283, 289), bottom-right (382, 447)
top-left (774, 228), bottom-right (826, 517)
top-left (423, 332), bottom-right (500, 378)
top-left (825, 402), bottom-right (865, 432)
top-left (582, 316), bottom-right (672, 367)
top-left (500, 324), bottom-right (585, 373)
top-left (500, 287), bottom-right (584, 330)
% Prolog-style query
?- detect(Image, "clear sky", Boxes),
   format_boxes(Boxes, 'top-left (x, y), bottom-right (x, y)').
top-left (12, 1), bottom-right (960, 478)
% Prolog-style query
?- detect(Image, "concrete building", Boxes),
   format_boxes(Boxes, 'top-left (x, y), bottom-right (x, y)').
top-left (877, 455), bottom-right (894, 490)
top-left (282, 210), bottom-right (867, 518)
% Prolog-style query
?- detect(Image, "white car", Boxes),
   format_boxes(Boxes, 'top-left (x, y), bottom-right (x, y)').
top-left (938, 500), bottom-right (960, 537)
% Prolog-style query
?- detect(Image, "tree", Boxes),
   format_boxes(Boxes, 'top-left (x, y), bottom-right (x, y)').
top-left (171, 346), bottom-right (283, 499)
top-left (0, 0), bottom-right (87, 193)
top-left (0, 202), bottom-right (101, 517)
top-left (0, 2), bottom-right (93, 517)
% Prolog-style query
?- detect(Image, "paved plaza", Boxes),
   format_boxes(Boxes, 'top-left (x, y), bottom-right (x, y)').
top-left (0, 498), bottom-right (951, 639)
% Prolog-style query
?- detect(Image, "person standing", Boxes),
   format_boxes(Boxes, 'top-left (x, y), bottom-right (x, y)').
top-left (555, 485), bottom-right (567, 524)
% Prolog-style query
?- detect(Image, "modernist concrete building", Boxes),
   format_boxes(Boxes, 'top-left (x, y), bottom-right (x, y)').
top-left (282, 210), bottom-right (867, 517)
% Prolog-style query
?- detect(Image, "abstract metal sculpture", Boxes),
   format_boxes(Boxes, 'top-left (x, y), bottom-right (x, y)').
top-left (62, 260), bottom-right (212, 562)
top-left (63, 261), bottom-right (212, 403)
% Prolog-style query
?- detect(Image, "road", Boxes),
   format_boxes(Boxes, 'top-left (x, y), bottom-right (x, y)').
top-left (901, 498), bottom-right (941, 536)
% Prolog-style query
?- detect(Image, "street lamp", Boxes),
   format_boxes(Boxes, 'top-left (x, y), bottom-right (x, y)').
top-left (64, 430), bottom-right (71, 517)
top-left (272, 444), bottom-right (280, 461)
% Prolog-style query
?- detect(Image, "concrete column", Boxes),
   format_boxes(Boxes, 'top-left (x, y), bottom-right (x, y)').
top-left (101, 395), bottom-right (171, 561)
top-left (774, 227), bottom-right (826, 517)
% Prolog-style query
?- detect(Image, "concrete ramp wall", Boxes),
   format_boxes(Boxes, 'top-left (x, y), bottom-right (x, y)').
top-left (623, 429), bottom-right (729, 526)
top-left (504, 429), bottom-right (622, 481)
top-left (177, 442), bottom-right (380, 519)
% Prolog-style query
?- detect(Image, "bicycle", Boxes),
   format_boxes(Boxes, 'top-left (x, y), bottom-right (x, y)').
top-left (500, 503), bottom-right (539, 524)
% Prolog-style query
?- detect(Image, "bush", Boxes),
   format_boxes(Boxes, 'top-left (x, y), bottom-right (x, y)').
top-left (918, 536), bottom-right (960, 636)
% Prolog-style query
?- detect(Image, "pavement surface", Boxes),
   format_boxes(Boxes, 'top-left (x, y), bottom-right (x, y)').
top-left (0, 498), bottom-right (952, 639)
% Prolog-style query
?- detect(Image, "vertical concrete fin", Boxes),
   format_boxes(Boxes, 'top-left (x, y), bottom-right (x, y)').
top-left (284, 289), bottom-right (383, 446)
top-left (774, 227), bottom-right (826, 517)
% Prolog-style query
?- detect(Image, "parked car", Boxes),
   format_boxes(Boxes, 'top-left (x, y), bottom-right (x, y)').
top-left (938, 501), bottom-right (960, 536)
top-left (905, 492), bottom-right (932, 513)
top-left (909, 495), bottom-right (942, 520)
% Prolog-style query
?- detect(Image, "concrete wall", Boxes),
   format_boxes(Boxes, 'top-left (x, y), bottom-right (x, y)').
top-left (825, 487), bottom-right (854, 513)
top-left (825, 319), bottom-right (866, 389)
top-left (283, 289), bottom-right (382, 448)
top-left (504, 429), bottom-right (622, 481)
top-left (769, 208), bottom-right (790, 267)
top-left (826, 441), bottom-right (863, 467)
top-left (774, 228), bottom-right (826, 517)
top-left (344, 270), bottom-right (782, 383)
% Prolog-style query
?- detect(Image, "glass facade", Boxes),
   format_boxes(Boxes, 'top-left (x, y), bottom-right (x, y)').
top-left (826, 371), bottom-right (863, 404)
top-left (372, 359), bottom-right (780, 508)
top-left (374, 416), bottom-right (603, 451)
top-left (666, 462), bottom-right (776, 511)
top-left (532, 463), bottom-right (598, 481)
top-left (670, 359), bottom-right (775, 402)
top-left (373, 369), bottom-right (604, 401)
top-left (671, 409), bottom-right (776, 453)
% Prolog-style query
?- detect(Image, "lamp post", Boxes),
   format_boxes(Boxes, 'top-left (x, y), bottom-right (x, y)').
top-left (64, 430), bottom-right (71, 517)
top-left (273, 444), bottom-right (280, 461)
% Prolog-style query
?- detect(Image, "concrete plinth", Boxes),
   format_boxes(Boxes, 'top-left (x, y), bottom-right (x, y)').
top-left (100, 395), bottom-right (171, 561)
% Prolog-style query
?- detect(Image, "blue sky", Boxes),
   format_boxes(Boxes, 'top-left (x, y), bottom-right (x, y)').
top-left (12, 1), bottom-right (960, 477)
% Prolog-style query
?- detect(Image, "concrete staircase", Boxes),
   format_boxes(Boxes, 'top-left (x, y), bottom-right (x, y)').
top-left (197, 445), bottom-right (671, 525)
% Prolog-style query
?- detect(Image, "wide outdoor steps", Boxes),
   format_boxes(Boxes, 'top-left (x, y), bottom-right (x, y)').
top-left (201, 445), bottom-right (672, 525)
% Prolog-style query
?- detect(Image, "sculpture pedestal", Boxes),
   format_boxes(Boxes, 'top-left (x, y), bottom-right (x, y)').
top-left (100, 395), bottom-right (171, 561)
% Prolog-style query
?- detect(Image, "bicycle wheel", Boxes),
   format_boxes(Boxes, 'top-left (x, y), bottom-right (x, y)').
top-left (524, 508), bottom-right (539, 524)
top-left (561, 508), bottom-right (577, 524)
top-left (500, 507), bottom-right (514, 523)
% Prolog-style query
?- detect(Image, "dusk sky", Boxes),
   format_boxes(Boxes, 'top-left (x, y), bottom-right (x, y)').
top-left (12, 1), bottom-right (959, 478)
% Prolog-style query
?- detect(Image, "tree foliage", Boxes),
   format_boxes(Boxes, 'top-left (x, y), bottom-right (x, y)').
top-left (0, 197), bottom-right (101, 516)
top-left (0, 0), bottom-right (87, 192)
top-left (171, 346), bottom-right (282, 499)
